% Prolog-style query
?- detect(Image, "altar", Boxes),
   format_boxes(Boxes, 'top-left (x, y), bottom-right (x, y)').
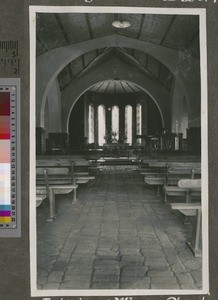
top-left (103, 143), bottom-right (129, 157)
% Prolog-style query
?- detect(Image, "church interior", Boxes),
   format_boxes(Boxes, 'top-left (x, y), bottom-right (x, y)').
top-left (35, 12), bottom-right (203, 291)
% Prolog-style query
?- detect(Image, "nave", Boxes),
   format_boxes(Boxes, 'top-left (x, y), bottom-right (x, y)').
top-left (37, 165), bottom-right (202, 290)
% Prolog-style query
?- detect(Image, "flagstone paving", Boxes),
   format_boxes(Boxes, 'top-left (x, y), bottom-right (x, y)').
top-left (37, 165), bottom-right (202, 290)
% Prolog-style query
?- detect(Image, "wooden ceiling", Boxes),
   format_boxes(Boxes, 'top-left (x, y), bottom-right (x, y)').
top-left (36, 13), bottom-right (199, 94)
top-left (89, 79), bottom-right (142, 94)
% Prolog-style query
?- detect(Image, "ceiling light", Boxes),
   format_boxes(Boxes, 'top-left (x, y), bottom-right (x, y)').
top-left (112, 20), bottom-right (130, 29)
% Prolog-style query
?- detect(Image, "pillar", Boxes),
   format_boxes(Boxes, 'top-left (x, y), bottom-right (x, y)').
top-left (84, 94), bottom-right (89, 142)
top-left (142, 99), bottom-right (148, 148)
top-left (94, 104), bottom-right (98, 146)
top-left (132, 104), bottom-right (136, 146)
top-left (106, 106), bottom-right (112, 134)
top-left (119, 105), bottom-right (125, 138)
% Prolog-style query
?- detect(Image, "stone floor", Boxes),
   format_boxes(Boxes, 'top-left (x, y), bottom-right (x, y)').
top-left (37, 165), bottom-right (202, 290)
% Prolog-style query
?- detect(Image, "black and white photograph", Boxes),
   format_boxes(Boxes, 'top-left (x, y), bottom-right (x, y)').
top-left (29, 6), bottom-right (208, 297)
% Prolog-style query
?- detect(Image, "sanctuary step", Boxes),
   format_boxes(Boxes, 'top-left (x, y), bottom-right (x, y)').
top-left (98, 157), bottom-right (138, 165)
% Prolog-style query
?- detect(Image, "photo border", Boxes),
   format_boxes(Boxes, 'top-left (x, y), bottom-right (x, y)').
top-left (29, 6), bottom-right (209, 297)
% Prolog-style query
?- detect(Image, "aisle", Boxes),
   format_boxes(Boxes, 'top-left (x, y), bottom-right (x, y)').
top-left (37, 165), bottom-right (202, 290)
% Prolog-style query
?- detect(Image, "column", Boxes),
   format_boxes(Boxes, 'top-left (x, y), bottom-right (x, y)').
top-left (132, 104), bottom-right (136, 146)
top-left (119, 105), bottom-right (125, 138)
top-left (142, 99), bottom-right (148, 148)
top-left (94, 105), bottom-right (98, 147)
top-left (84, 94), bottom-right (89, 142)
top-left (142, 99), bottom-right (148, 136)
top-left (106, 106), bottom-right (112, 134)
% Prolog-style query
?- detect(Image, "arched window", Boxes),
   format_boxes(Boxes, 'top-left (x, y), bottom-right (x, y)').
top-left (88, 104), bottom-right (94, 143)
top-left (98, 105), bottom-right (106, 146)
top-left (136, 103), bottom-right (142, 144)
top-left (111, 105), bottom-right (119, 141)
top-left (125, 105), bottom-right (132, 145)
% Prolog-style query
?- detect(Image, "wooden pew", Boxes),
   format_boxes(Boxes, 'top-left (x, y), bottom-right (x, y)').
top-left (169, 202), bottom-right (202, 257)
top-left (37, 158), bottom-right (95, 185)
top-left (36, 186), bottom-right (47, 207)
top-left (144, 162), bottom-right (201, 195)
top-left (164, 178), bottom-right (201, 203)
top-left (141, 160), bottom-right (167, 192)
top-left (36, 166), bottom-right (78, 221)
top-left (143, 161), bottom-right (169, 194)
top-left (71, 159), bottom-right (95, 184)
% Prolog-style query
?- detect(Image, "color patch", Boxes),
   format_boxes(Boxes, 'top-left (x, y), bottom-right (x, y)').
top-left (0, 163), bottom-right (10, 205)
top-left (0, 211), bottom-right (10, 217)
top-left (0, 217), bottom-right (11, 223)
top-left (0, 140), bottom-right (10, 163)
top-left (0, 205), bottom-right (11, 210)
top-left (0, 92), bottom-right (10, 115)
top-left (0, 116), bottom-right (10, 139)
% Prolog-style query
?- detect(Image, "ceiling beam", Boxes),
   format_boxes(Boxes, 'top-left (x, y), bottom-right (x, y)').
top-left (160, 16), bottom-right (177, 45)
top-left (36, 35), bottom-right (48, 53)
top-left (68, 64), bottom-right (73, 80)
top-left (54, 15), bottom-right (74, 82)
top-left (131, 15), bottom-right (145, 57)
top-left (69, 48), bottom-right (113, 83)
top-left (132, 14), bottom-right (146, 57)
top-left (85, 14), bottom-right (99, 57)
top-left (114, 81), bottom-right (117, 94)
top-left (54, 14), bottom-right (70, 44)
top-left (105, 81), bottom-right (111, 93)
top-left (137, 14), bottom-right (146, 40)
top-left (115, 47), bottom-right (173, 91)
top-left (115, 47), bottom-right (159, 83)
top-left (95, 81), bottom-right (105, 92)
top-left (85, 14), bottom-right (94, 39)
top-left (125, 81), bottom-right (138, 93)
top-left (120, 81), bottom-right (127, 93)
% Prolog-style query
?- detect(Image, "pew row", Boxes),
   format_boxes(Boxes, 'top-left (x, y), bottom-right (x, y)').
top-left (143, 162), bottom-right (201, 195)
top-left (36, 158), bottom-right (95, 185)
top-left (164, 178), bottom-right (201, 203)
top-left (36, 167), bottom-right (78, 221)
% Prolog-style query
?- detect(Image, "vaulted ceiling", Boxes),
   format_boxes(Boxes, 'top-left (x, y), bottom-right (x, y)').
top-left (36, 13), bottom-right (199, 94)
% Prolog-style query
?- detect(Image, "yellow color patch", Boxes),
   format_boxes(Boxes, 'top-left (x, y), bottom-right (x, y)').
top-left (0, 216), bottom-right (11, 223)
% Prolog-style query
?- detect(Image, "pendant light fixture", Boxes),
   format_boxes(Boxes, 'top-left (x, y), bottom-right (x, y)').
top-left (112, 20), bottom-right (131, 29)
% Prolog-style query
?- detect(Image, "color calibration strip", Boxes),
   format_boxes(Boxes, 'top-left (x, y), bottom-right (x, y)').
top-left (0, 79), bottom-right (20, 237)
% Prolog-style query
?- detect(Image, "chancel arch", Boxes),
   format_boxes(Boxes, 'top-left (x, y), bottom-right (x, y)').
top-left (37, 35), bottom-right (199, 129)
top-left (63, 55), bottom-right (167, 134)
